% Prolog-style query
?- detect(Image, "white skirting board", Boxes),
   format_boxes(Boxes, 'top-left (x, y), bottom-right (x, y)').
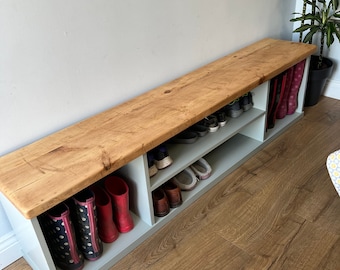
top-left (323, 79), bottom-right (340, 100)
top-left (0, 232), bottom-right (22, 269)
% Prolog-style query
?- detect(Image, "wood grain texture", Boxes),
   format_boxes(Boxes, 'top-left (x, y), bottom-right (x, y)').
top-left (0, 38), bottom-right (316, 219)
top-left (5, 96), bottom-right (340, 270)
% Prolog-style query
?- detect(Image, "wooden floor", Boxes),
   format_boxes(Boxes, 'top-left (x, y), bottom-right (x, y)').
top-left (6, 96), bottom-right (340, 270)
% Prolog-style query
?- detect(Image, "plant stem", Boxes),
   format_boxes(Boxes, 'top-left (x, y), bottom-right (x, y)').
top-left (319, 30), bottom-right (325, 68)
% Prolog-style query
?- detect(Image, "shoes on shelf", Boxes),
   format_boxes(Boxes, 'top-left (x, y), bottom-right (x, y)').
top-left (147, 151), bottom-right (158, 177)
top-left (172, 167), bottom-right (198, 191)
top-left (200, 115), bottom-right (219, 132)
top-left (189, 123), bottom-right (209, 137)
top-left (162, 181), bottom-right (182, 208)
top-left (216, 110), bottom-right (227, 127)
top-left (190, 158), bottom-right (212, 180)
top-left (240, 92), bottom-right (254, 111)
top-left (171, 130), bottom-right (198, 144)
top-left (152, 144), bottom-right (173, 170)
top-left (225, 98), bottom-right (243, 118)
top-left (152, 188), bottom-right (170, 217)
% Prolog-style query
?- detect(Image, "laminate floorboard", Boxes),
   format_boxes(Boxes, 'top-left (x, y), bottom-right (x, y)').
top-left (5, 96), bottom-right (340, 270)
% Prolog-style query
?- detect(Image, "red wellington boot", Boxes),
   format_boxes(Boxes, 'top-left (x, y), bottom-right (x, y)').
top-left (104, 175), bottom-right (134, 233)
top-left (276, 66), bottom-right (294, 119)
top-left (90, 185), bottom-right (119, 243)
top-left (287, 59), bottom-right (306, 115)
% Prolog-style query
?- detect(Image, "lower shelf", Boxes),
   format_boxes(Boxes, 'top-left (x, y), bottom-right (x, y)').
top-left (153, 133), bottom-right (262, 224)
top-left (265, 111), bottom-right (303, 141)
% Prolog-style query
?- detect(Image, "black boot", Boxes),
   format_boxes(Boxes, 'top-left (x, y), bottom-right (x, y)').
top-left (39, 202), bottom-right (84, 270)
top-left (71, 188), bottom-right (103, 261)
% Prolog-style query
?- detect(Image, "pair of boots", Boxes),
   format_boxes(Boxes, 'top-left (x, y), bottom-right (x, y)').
top-left (39, 176), bottom-right (134, 270)
top-left (92, 175), bottom-right (134, 241)
top-left (267, 60), bottom-right (306, 129)
top-left (39, 189), bottom-right (102, 270)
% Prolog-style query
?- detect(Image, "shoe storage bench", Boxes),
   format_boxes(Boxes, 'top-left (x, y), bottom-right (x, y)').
top-left (0, 38), bottom-right (316, 269)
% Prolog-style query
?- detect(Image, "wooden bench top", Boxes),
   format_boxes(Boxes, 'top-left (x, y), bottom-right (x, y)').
top-left (0, 38), bottom-right (316, 219)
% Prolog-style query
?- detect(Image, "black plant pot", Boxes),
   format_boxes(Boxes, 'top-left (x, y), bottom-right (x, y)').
top-left (304, 55), bottom-right (333, 107)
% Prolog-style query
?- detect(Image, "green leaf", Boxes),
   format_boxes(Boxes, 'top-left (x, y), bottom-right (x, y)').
top-left (290, 13), bottom-right (322, 22)
top-left (293, 24), bottom-right (314, 32)
top-left (326, 26), bottom-right (335, 46)
top-left (303, 27), bottom-right (319, 43)
top-left (331, 22), bottom-right (340, 41)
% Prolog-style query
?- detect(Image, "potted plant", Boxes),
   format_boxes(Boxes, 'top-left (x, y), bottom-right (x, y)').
top-left (291, 0), bottom-right (340, 106)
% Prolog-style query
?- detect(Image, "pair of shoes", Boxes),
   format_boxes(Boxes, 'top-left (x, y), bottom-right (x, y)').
top-left (206, 112), bottom-right (227, 129)
top-left (149, 144), bottom-right (173, 172)
top-left (215, 110), bottom-right (227, 127)
top-left (172, 130), bottom-right (198, 144)
top-left (189, 123), bottom-right (209, 137)
top-left (225, 98), bottom-right (243, 118)
top-left (172, 167), bottom-right (198, 191)
top-left (190, 158), bottom-right (212, 180)
top-left (225, 92), bottom-right (253, 118)
top-left (240, 92), bottom-right (254, 111)
top-left (152, 181), bottom-right (182, 217)
top-left (172, 158), bottom-right (212, 190)
top-left (171, 122), bottom-right (210, 144)
top-left (200, 115), bottom-right (219, 132)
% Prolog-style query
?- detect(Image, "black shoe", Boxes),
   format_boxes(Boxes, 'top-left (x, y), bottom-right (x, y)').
top-left (216, 110), bottom-right (227, 127)
top-left (153, 144), bottom-right (173, 169)
top-left (225, 99), bottom-right (243, 118)
top-left (189, 124), bottom-right (209, 137)
top-left (240, 92), bottom-right (253, 111)
top-left (200, 115), bottom-right (219, 132)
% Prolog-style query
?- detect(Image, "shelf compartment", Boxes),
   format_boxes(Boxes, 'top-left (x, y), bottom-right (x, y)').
top-left (153, 133), bottom-right (262, 226)
top-left (265, 111), bottom-right (303, 141)
top-left (150, 108), bottom-right (265, 191)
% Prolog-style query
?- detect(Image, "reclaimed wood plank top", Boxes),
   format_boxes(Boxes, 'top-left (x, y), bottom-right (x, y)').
top-left (0, 38), bottom-right (316, 219)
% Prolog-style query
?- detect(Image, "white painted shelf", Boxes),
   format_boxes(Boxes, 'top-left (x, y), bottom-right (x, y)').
top-left (0, 40), bottom-right (314, 270)
top-left (150, 108), bottom-right (265, 191)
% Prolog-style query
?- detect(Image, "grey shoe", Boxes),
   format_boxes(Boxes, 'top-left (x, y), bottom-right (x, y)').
top-left (190, 158), bottom-right (212, 180)
top-left (172, 168), bottom-right (198, 191)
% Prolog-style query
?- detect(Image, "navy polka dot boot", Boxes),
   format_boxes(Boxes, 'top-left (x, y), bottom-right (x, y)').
top-left (71, 188), bottom-right (103, 261)
top-left (39, 202), bottom-right (84, 270)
